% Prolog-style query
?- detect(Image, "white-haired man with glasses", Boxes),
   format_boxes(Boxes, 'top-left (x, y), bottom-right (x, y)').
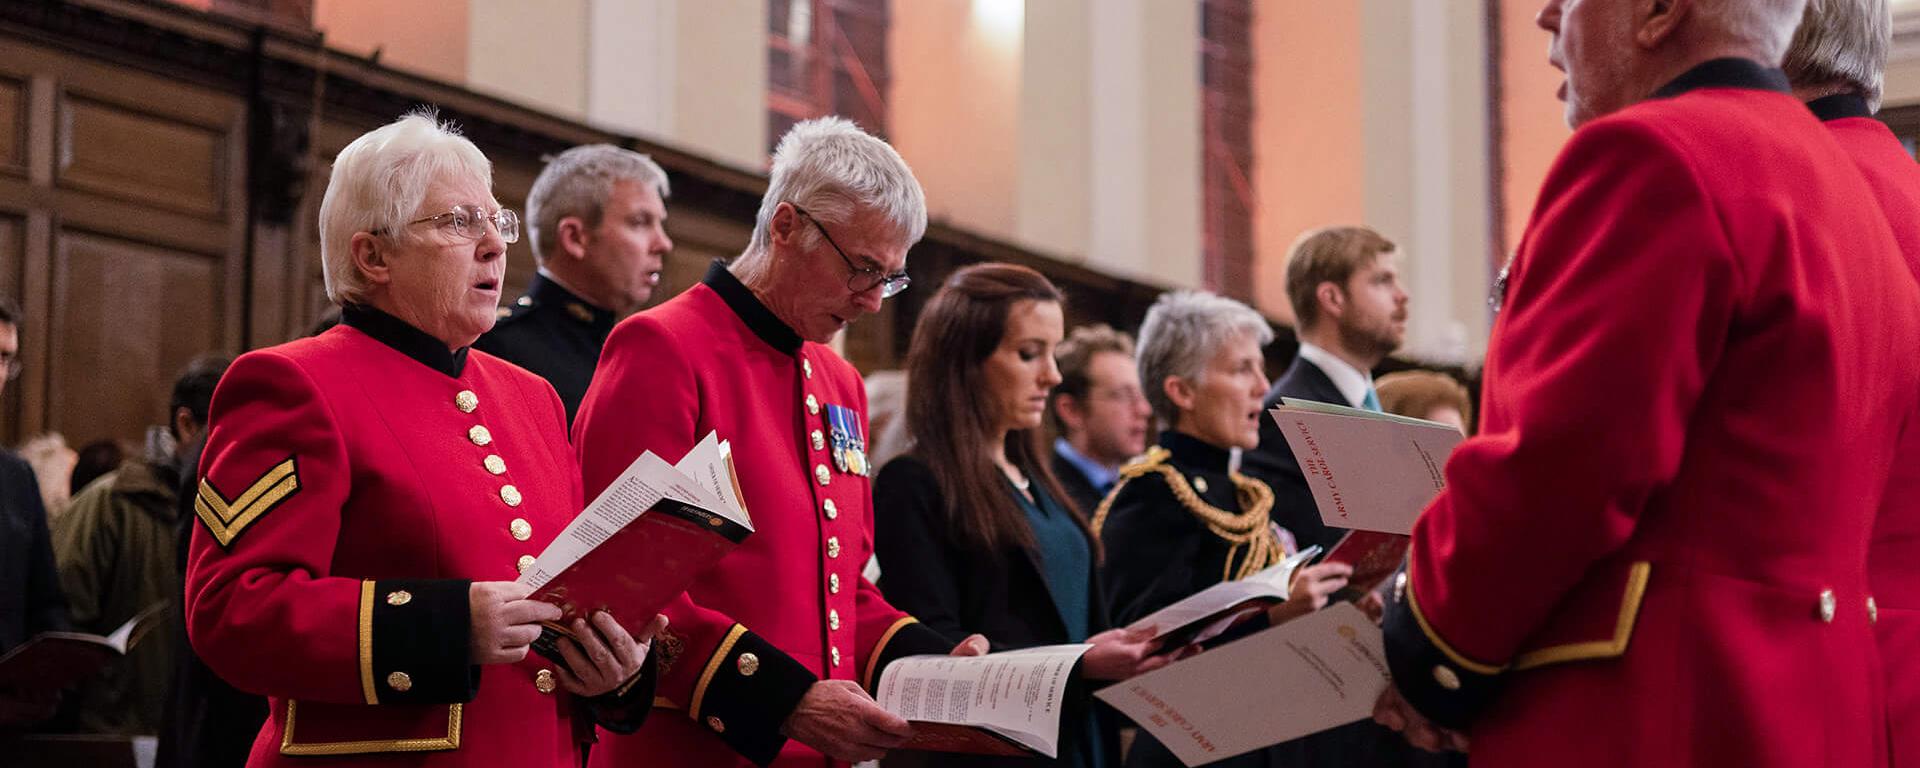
top-left (184, 112), bottom-right (666, 767)
top-left (574, 117), bottom-right (985, 768)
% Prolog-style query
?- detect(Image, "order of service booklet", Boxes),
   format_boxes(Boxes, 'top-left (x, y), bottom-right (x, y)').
top-left (874, 644), bottom-right (1094, 758)
top-left (1270, 398), bottom-right (1465, 535)
top-left (0, 602), bottom-right (170, 691)
top-left (1123, 547), bottom-right (1321, 649)
top-left (517, 431), bottom-right (751, 662)
top-left (1096, 603), bottom-right (1387, 767)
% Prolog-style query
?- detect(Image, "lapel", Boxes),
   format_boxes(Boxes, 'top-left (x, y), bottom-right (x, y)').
top-left (1277, 356), bottom-right (1346, 405)
top-left (1009, 481), bottom-right (1073, 638)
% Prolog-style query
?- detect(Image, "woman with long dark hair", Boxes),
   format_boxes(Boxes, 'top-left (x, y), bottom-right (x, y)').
top-left (874, 263), bottom-right (1167, 767)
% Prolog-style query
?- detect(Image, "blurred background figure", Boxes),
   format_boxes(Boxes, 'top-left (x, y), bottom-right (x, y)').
top-left (1375, 370), bottom-right (1473, 434)
top-left (1047, 323), bottom-right (1152, 516)
top-left (19, 433), bottom-right (77, 521)
top-left (69, 439), bottom-right (130, 503)
top-left (863, 369), bottom-right (913, 472)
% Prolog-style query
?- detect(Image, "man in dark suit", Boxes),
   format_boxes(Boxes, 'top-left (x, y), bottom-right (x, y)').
top-left (1241, 226), bottom-right (1409, 552)
top-left (1046, 324), bottom-right (1151, 515)
top-left (474, 144), bottom-right (673, 424)
top-left (0, 298), bottom-right (71, 727)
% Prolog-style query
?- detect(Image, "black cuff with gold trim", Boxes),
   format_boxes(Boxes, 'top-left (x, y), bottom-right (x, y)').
top-left (690, 627), bottom-right (815, 767)
top-left (364, 579), bottom-right (478, 706)
top-left (587, 649), bottom-right (660, 735)
top-left (865, 620), bottom-right (952, 690)
top-left (1381, 586), bottom-right (1503, 732)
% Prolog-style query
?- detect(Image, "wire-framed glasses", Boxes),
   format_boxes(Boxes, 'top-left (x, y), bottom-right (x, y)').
top-left (793, 206), bottom-right (910, 299)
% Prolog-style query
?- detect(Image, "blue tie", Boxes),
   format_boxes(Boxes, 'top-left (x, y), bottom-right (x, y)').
top-left (1362, 386), bottom-right (1381, 413)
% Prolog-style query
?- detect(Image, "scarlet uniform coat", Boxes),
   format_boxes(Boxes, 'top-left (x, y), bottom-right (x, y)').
top-left (1381, 60), bottom-right (1920, 767)
top-left (1814, 92), bottom-right (1920, 766)
top-left (185, 307), bottom-right (649, 767)
top-left (574, 262), bottom-right (950, 768)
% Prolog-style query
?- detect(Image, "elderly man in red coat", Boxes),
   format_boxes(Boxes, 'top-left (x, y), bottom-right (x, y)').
top-left (1372, 0), bottom-right (1920, 766)
top-left (574, 117), bottom-right (987, 768)
top-left (1786, 1), bottom-right (1920, 763)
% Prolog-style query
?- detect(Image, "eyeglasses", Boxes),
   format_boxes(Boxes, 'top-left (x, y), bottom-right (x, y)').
top-left (793, 206), bottom-right (911, 299)
top-left (395, 205), bottom-right (520, 244)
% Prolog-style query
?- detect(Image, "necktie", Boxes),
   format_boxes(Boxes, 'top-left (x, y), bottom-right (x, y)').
top-left (1362, 385), bottom-right (1381, 413)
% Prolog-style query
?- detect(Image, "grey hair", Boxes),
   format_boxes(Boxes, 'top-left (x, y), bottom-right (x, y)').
top-left (1694, 0), bottom-right (1811, 65)
top-left (1784, 0), bottom-right (1888, 109)
top-left (731, 117), bottom-right (927, 283)
top-left (526, 144), bottom-right (671, 262)
top-left (318, 110), bottom-right (492, 305)
top-left (1135, 290), bottom-right (1275, 425)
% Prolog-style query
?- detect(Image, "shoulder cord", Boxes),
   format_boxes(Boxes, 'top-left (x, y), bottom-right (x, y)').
top-left (1090, 447), bottom-right (1282, 581)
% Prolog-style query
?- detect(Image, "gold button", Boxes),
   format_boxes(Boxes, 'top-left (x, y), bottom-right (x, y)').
top-left (806, 394), bottom-right (820, 415)
top-left (1869, 596), bottom-right (1879, 623)
top-left (830, 646), bottom-right (841, 667)
top-left (811, 430), bottom-right (825, 451)
top-left (827, 536), bottom-right (841, 559)
top-left (706, 715), bottom-right (726, 733)
top-left (517, 554), bottom-right (536, 574)
top-left (815, 464), bottom-right (831, 486)
top-left (387, 671), bottom-right (413, 692)
top-left (823, 499), bottom-right (838, 520)
top-left (1818, 589), bottom-right (1837, 623)
top-left (535, 669), bottom-right (556, 694)
top-left (803, 358), bottom-right (813, 379)
top-left (386, 590), bottom-right (412, 606)
top-left (500, 485), bottom-right (523, 507)
top-left (510, 518), bottom-right (532, 541)
top-left (1192, 476), bottom-right (1209, 494)
top-left (829, 609), bottom-right (841, 631)
top-left (517, 295), bottom-right (534, 307)
top-left (1432, 665), bottom-right (1461, 691)
top-left (1393, 572), bottom-right (1408, 603)
top-left (484, 455), bottom-right (506, 475)
top-left (737, 653), bottom-right (760, 676)
top-left (468, 425), bottom-right (492, 446)
top-left (829, 573), bottom-right (841, 594)
top-left (454, 390), bottom-right (479, 413)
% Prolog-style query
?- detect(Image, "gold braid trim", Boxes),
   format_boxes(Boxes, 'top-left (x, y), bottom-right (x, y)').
top-left (1091, 446), bottom-right (1282, 581)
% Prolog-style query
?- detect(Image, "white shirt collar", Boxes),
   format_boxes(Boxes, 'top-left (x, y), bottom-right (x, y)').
top-left (1294, 342), bottom-right (1373, 409)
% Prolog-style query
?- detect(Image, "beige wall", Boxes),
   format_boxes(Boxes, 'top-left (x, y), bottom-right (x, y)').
top-left (313, 0), bottom-right (470, 86)
top-left (1089, 0), bottom-right (1202, 289)
top-left (467, 0), bottom-right (588, 118)
top-left (892, 0), bottom-right (1022, 241)
top-left (1016, 0), bottom-right (1093, 261)
top-left (584, 0), bottom-right (768, 172)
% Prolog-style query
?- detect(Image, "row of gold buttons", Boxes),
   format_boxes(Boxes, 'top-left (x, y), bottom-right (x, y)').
top-left (458, 390), bottom-right (537, 574)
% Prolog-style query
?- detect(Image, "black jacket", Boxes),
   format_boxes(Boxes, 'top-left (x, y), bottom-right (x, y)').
top-left (873, 454), bottom-right (1112, 768)
top-left (1049, 448), bottom-right (1107, 523)
top-left (472, 273), bottom-right (616, 425)
top-left (1240, 357), bottom-right (1351, 552)
top-left (0, 450), bottom-right (67, 655)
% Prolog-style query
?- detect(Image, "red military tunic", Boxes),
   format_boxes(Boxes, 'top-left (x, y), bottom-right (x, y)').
top-left (186, 306), bottom-right (649, 767)
top-left (575, 262), bottom-right (951, 767)
top-left (1382, 59), bottom-right (1920, 767)
top-left (1815, 92), bottom-right (1920, 766)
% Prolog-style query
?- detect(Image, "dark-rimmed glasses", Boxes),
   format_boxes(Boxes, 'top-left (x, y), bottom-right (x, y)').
top-left (793, 206), bottom-right (910, 299)
top-left (388, 205), bottom-right (520, 244)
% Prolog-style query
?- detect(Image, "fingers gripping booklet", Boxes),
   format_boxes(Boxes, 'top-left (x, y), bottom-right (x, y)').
top-left (517, 431), bottom-right (751, 661)
top-left (875, 644), bottom-right (1094, 758)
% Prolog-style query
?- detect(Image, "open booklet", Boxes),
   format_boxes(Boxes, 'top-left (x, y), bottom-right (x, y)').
top-left (0, 601), bottom-right (169, 691)
top-left (875, 644), bottom-right (1093, 758)
top-left (1097, 603), bottom-right (1387, 766)
top-left (518, 431), bottom-right (751, 662)
top-left (1124, 547), bottom-right (1322, 649)
top-left (1270, 398), bottom-right (1464, 535)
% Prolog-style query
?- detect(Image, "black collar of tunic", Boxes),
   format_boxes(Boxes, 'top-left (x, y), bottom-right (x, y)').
top-left (1807, 92), bottom-right (1873, 122)
top-left (1652, 57), bottom-right (1790, 100)
top-left (528, 272), bottom-right (615, 330)
top-left (1157, 430), bottom-right (1233, 475)
top-left (340, 303), bottom-right (469, 378)
top-left (702, 260), bottom-right (803, 355)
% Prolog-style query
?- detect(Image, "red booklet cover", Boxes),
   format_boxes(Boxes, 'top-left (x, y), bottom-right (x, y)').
top-left (1322, 529), bottom-right (1410, 602)
top-left (528, 497), bottom-right (750, 662)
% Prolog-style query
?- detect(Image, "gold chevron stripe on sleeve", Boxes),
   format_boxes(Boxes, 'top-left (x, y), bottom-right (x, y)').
top-left (195, 457), bottom-right (301, 547)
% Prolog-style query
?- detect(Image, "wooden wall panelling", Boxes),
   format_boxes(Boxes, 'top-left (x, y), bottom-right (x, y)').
top-left (0, 213), bottom-right (21, 444)
top-left (0, 75), bottom-right (23, 178)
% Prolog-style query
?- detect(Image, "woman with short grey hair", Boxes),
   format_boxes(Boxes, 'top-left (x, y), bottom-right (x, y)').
top-left (1093, 290), bottom-right (1352, 767)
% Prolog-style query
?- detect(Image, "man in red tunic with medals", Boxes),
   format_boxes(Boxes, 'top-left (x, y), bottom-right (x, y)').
top-left (574, 117), bottom-right (985, 768)
top-left (1785, 1), bottom-right (1920, 762)
top-left (1373, 1), bottom-right (1920, 766)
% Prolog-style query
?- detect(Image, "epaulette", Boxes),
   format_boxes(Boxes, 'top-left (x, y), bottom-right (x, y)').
top-left (1114, 445), bottom-right (1172, 480)
top-left (494, 295), bottom-right (537, 322)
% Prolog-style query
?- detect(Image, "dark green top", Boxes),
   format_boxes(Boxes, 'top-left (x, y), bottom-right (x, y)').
top-left (1011, 479), bottom-right (1092, 642)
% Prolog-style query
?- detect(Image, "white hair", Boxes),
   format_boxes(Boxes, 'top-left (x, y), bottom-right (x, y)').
top-left (1135, 290), bottom-right (1274, 426)
top-left (731, 117), bottom-right (927, 283)
top-left (318, 110), bottom-right (492, 305)
top-left (1694, 0), bottom-right (1811, 65)
top-left (526, 144), bottom-right (671, 262)
top-left (1784, 0), bottom-right (1888, 109)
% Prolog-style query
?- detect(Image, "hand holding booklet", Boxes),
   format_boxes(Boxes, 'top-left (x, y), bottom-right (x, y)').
top-left (875, 644), bottom-right (1093, 758)
top-left (1124, 547), bottom-right (1321, 649)
top-left (517, 431), bottom-right (751, 662)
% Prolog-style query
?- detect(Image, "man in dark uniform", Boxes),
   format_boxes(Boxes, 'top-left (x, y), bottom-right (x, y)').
top-left (475, 144), bottom-right (673, 423)
top-left (1784, 1), bottom-right (1920, 762)
top-left (1241, 225), bottom-right (1408, 552)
